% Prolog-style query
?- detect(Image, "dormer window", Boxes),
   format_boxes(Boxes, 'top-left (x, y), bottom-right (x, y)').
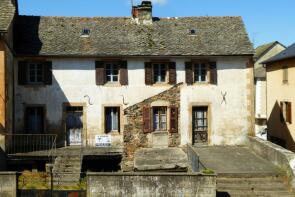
top-left (189, 29), bottom-right (196, 35)
top-left (81, 29), bottom-right (90, 37)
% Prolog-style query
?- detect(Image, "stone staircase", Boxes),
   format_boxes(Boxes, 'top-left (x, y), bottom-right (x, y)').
top-left (217, 173), bottom-right (295, 197)
top-left (52, 155), bottom-right (82, 185)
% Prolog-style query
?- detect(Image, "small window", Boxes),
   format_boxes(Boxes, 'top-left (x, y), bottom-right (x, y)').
top-left (153, 63), bottom-right (167, 83)
top-left (189, 29), bottom-right (196, 35)
top-left (25, 106), bottom-right (45, 134)
top-left (105, 107), bottom-right (120, 133)
top-left (106, 63), bottom-right (119, 82)
top-left (194, 63), bottom-right (207, 82)
top-left (283, 66), bottom-right (288, 84)
top-left (81, 29), bottom-right (90, 37)
top-left (280, 101), bottom-right (292, 124)
top-left (28, 63), bottom-right (44, 84)
top-left (153, 107), bottom-right (167, 131)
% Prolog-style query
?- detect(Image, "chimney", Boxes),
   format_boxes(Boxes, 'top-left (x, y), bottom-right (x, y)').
top-left (132, 1), bottom-right (153, 25)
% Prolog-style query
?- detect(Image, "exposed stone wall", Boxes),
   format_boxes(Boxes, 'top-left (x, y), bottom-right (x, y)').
top-left (87, 172), bottom-right (216, 197)
top-left (0, 172), bottom-right (17, 197)
top-left (122, 84), bottom-right (181, 172)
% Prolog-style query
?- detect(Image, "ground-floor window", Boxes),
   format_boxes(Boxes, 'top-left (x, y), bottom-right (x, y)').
top-left (25, 106), bottom-right (45, 133)
top-left (192, 106), bottom-right (208, 144)
top-left (105, 107), bottom-right (120, 133)
top-left (153, 107), bottom-right (167, 131)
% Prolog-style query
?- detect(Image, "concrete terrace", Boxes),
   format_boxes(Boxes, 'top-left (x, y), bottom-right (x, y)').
top-left (194, 146), bottom-right (280, 174)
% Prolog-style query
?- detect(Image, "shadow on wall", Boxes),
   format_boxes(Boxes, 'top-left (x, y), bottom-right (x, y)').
top-left (267, 101), bottom-right (295, 152)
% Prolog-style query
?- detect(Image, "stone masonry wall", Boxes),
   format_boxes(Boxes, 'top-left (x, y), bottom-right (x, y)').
top-left (122, 83), bottom-right (182, 172)
top-left (0, 172), bottom-right (17, 197)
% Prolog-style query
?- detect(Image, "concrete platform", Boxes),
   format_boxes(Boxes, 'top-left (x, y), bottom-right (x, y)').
top-left (194, 146), bottom-right (280, 174)
top-left (134, 148), bottom-right (188, 171)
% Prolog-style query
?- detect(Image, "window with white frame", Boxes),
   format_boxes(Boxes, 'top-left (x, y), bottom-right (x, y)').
top-left (28, 63), bottom-right (44, 84)
top-left (153, 107), bottom-right (167, 131)
top-left (153, 63), bottom-right (167, 83)
top-left (105, 63), bottom-right (119, 82)
top-left (194, 63), bottom-right (207, 82)
top-left (105, 107), bottom-right (120, 133)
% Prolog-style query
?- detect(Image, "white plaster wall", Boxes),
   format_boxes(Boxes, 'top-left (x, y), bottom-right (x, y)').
top-left (14, 57), bottom-right (250, 147)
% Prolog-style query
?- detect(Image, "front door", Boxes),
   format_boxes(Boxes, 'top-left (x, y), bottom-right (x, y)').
top-left (192, 106), bottom-right (208, 145)
top-left (65, 106), bottom-right (83, 146)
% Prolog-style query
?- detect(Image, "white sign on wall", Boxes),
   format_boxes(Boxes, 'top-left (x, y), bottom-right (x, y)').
top-left (95, 135), bottom-right (112, 147)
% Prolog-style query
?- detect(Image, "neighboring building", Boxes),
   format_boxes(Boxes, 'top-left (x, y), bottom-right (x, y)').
top-left (264, 43), bottom-right (295, 152)
top-left (0, 0), bottom-right (17, 134)
top-left (254, 42), bottom-right (286, 139)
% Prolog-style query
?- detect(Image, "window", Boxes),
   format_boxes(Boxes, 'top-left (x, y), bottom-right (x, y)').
top-left (153, 63), bottom-right (167, 83)
top-left (194, 63), bottom-right (207, 82)
top-left (25, 106), bottom-right (44, 134)
top-left (105, 63), bottom-right (119, 82)
top-left (153, 107), bottom-right (167, 131)
top-left (189, 29), bottom-right (196, 35)
top-left (283, 66), bottom-right (288, 84)
top-left (105, 107), bottom-right (120, 133)
top-left (28, 63), bottom-right (44, 84)
top-left (280, 101), bottom-right (292, 124)
top-left (81, 29), bottom-right (90, 37)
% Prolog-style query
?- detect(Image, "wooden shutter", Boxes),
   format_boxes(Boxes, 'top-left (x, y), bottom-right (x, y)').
top-left (185, 62), bottom-right (193, 85)
top-left (145, 62), bottom-right (153, 85)
top-left (209, 62), bottom-right (217, 85)
top-left (143, 106), bottom-right (151, 134)
top-left (168, 62), bottom-right (176, 85)
top-left (287, 102), bottom-right (292, 124)
top-left (120, 61), bottom-right (128, 85)
top-left (280, 102), bottom-right (284, 123)
top-left (95, 61), bottom-right (105, 85)
top-left (18, 61), bottom-right (28, 85)
top-left (283, 66), bottom-right (288, 84)
top-left (44, 61), bottom-right (52, 85)
top-left (169, 106), bottom-right (178, 133)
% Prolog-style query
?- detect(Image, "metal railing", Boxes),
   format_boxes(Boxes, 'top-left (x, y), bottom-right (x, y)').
top-left (5, 134), bottom-right (57, 156)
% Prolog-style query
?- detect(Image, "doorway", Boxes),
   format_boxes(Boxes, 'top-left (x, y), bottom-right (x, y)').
top-left (65, 106), bottom-right (83, 146)
top-left (192, 106), bottom-right (208, 145)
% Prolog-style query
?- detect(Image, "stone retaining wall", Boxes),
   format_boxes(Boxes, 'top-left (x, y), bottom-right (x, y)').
top-left (247, 137), bottom-right (295, 189)
top-left (87, 172), bottom-right (216, 197)
top-left (0, 172), bottom-right (17, 197)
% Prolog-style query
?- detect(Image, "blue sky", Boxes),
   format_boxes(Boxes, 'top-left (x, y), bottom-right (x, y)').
top-left (18, 0), bottom-right (295, 48)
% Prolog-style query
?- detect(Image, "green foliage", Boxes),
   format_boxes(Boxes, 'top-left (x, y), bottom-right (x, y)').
top-left (202, 168), bottom-right (215, 175)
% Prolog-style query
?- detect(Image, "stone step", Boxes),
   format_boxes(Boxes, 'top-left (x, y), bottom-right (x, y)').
top-left (218, 190), bottom-right (294, 197)
top-left (217, 183), bottom-right (288, 191)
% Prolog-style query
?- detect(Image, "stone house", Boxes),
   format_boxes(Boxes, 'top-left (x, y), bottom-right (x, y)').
top-left (264, 43), bottom-right (295, 152)
top-left (2, 1), bottom-right (254, 171)
top-left (254, 42), bottom-right (286, 138)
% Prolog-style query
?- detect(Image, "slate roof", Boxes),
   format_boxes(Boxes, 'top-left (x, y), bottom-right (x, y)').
top-left (14, 15), bottom-right (254, 57)
top-left (263, 43), bottom-right (295, 64)
top-left (254, 42), bottom-right (277, 60)
top-left (0, 0), bottom-right (16, 31)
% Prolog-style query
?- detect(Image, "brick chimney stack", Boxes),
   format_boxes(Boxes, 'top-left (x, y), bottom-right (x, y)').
top-left (132, 1), bottom-right (153, 25)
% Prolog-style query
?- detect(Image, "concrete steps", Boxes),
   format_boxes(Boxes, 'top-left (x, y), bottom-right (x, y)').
top-left (217, 174), bottom-right (295, 197)
top-left (52, 155), bottom-right (82, 185)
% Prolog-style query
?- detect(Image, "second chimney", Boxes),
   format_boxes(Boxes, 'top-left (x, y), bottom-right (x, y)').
top-left (132, 1), bottom-right (153, 25)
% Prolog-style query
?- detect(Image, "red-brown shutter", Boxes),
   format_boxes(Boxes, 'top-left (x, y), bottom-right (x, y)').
top-left (185, 62), bottom-right (193, 85)
top-left (120, 61), bottom-right (128, 85)
top-left (44, 61), bottom-right (52, 85)
top-left (169, 106), bottom-right (178, 133)
top-left (209, 62), bottom-right (217, 85)
top-left (280, 102), bottom-right (284, 123)
top-left (168, 62), bottom-right (176, 85)
top-left (145, 62), bottom-right (153, 85)
top-left (18, 61), bottom-right (28, 85)
top-left (287, 102), bottom-right (292, 124)
top-left (143, 106), bottom-right (151, 133)
top-left (95, 61), bottom-right (105, 85)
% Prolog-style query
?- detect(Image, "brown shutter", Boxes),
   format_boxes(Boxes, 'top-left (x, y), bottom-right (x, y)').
top-left (18, 61), bottom-right (28, 85)
top-left (168, 62), bottom-right (176, 85)
top-left (287, 102), bottom-right (292, 124)
top-left (143, 106), bottom-right (151, 133)
top-left (120, 61), bottom-right (128, 85)
top-left (280, 102), bottom-right (284, 123)
top-left (95, 61), bottom-right (105, 85)
top-left (209, 62), bottom-right (217, 85)
top-left (169, 106), bottom-right (178, 133)
top-left (145, 62), bottom-right (153, 85)
top-left (44, 61), bottom-right (52, 85)
top-left (185, 62), bottom-right (193, 85)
